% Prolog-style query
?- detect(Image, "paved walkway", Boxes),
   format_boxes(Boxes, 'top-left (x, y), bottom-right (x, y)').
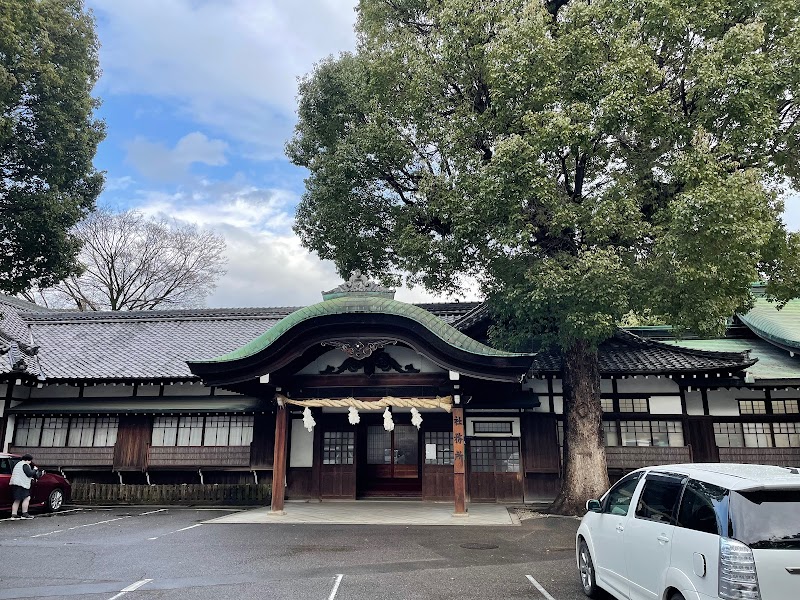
top-left (204, 501), bottom-right (519, 526)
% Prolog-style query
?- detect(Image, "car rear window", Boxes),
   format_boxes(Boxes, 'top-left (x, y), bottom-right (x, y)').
top-left (730, 490), bottom-right (800, 549)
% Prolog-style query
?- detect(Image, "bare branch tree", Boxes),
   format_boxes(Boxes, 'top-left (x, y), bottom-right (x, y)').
top-left (23, 209), bottom-right (227, 311)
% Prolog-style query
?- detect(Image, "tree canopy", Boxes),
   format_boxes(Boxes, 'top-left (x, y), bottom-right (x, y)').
top-left (0, 0), bottom-right (105, 294)
top-left (289, 0), bottom-right (800, 512)
top-left (24, 209), bottom-right (228, 311)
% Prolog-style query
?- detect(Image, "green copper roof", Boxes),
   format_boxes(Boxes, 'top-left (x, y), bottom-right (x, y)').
top-left (738, 298), bottom-right (800, 352)
top-left (199, 296), bottom-right (527, 363)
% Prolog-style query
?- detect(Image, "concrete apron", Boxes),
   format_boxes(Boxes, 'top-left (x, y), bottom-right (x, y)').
top-left (203, 500), bottom-right (519, 526)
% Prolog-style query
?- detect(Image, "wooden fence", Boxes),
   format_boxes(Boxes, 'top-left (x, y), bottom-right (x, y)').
top-left (72, 483), bottom-right (271, 506)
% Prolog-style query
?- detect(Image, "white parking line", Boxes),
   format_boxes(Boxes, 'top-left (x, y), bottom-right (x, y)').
top-left (30, 508), bottom-right (167, 538)
top-left (327, 574), bottom-right (343, 600)
top-left (526, 574), bottom-right (557, 600)
top-left (148, 522), bottom-right (202, 540)
top-left (107, 578), bottom-right (152, 600)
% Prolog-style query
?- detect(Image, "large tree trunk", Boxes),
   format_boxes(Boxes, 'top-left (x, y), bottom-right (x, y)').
top-left (549, 339), bottom-right (609, 515)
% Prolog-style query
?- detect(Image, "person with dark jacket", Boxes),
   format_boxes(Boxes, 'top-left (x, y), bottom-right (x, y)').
top-left (10, 454), bottom-right (41, 520)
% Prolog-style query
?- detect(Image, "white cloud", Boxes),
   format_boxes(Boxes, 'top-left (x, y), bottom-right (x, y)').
top-left (125, 176), bottom-right (473, 307)
top-left (125, 132), bottom-right (228, 181)
top-left (89, 0), bottom-right (358, 157)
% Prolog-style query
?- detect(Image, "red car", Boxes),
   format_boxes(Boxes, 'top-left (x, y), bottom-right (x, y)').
top-left (0, 453), bottom-right (71, 513)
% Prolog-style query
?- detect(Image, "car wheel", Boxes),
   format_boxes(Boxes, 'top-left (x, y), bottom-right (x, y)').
top-left (578, 540), bottom-right (599, 598)
top-left (669, 593), bottom-right (686, 600)
top-left (47, 488), bottom-right (64, 512)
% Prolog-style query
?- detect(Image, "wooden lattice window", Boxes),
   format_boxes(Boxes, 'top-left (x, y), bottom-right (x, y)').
top-left (323, 431), bottom-right (354, 465)
top-left (424, 431), bottom-right (453, 465)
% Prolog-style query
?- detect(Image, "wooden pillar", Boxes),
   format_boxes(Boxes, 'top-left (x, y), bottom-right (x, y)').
top-left (452, 406), bottom-right (467, 515)
top-left (271, 405), bottom-right (288, 513)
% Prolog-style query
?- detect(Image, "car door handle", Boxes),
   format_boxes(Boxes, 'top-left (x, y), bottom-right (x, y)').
top-left (616, 524), bottom-right (625, 533)
top-left (657, 534), bottom-right (670, 543)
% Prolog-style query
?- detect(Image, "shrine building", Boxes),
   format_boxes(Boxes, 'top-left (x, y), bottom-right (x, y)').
top-left (1, 275), bottom-right (799, 513)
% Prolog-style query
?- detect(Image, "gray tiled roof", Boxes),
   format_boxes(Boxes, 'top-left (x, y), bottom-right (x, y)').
top-left (0, 295), bottom-right (48, 377)
top-left (529, 330), bottom-right (756, 375)
top-left (21, 303), bottom-right (480, 381)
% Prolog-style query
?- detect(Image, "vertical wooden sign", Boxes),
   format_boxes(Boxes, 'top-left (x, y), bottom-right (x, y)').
top-left (452, 406), bottom-right (467, 514)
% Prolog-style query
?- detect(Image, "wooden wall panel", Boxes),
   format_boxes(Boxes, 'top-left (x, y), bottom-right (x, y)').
top-left (522, 414), bottom-right (560, 473)
top-left (468, 472), bottom-right (496, 502)
top-left (250, 413), bottom-right (276, 468)
top-left (113, 415), bottom-right (152, 471)
top-left (524, 474), bottom-right (560, 502)
top-left (10, 446), bottom-right (114, 468)
top-left (685, 418), bottom-right (719, 463)
top-left (494, 473), bottom-right (523, 502)
top-left (421, 465), bottom-right (454, 501)
top-left (286, 468), bottom-right (314, 499)
top-left (320, 465), bottom-right (356, 498)
top-left (719, 447), bottom-right (800, 465)
top-left (148, 446), bottom-right (250, 467)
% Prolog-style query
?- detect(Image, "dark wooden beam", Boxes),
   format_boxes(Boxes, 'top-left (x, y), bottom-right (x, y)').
top-left (271, 405), bottom-right (288, 513)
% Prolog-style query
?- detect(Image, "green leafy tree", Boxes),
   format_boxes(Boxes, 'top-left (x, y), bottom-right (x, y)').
top-left (288, 0), bottom-right (800, 513)
top-left (0, 0), bottom-right (105, 293)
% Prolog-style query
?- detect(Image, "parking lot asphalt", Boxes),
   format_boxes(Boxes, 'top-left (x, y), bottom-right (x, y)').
top-left (0, 506), bottom-right (591, 600)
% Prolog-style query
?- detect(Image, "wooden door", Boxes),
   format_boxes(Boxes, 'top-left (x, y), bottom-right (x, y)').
top-left (361, 424), bottom-right (420, 496)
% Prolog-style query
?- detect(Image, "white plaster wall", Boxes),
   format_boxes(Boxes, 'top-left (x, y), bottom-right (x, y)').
top-left (0, 384), bottom-right (7, 397)
top-left (708, 390), bottom-right (743, 416)
top-left (649, 396), bottom-right (683, 415)
top-left (523, 379), bottom-right (550, 394)
top-left (616, 378), bottom-right (681, 394)
top-left (30, 385), bottom-right (80, 399)
top-left (297, 345), bottom-right (444, 375)
top-left (162, 383), bottom-right (211, 397)
top-left (11, 385), bottom-right (29, 399)
top-left (83, 384), bottom-right (135, 398)
top-left (289, 419), bottom-right (314, 467)
top-left (771, 389), bottom-right (800, 398)
top-left (600, 379), bottom-right (614, 393)
top-left (213, 388), bottom-right (240, 396)
top-left (553, 397), bottom-right (564, 414)
top-left (685, 391), bottom-right (704, 415)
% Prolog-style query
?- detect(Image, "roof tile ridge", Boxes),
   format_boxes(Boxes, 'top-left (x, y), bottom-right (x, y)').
top-left (22, 306), bottom-right (302, 323)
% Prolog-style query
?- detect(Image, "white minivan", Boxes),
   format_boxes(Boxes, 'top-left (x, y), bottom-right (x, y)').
top-left (576, 463), bottom-right (800, 600)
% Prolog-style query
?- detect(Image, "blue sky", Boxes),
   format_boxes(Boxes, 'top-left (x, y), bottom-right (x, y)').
top-left (85, 0), bottom-right (799, 308)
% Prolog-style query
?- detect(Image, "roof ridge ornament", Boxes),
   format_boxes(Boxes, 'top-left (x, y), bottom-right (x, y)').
top-left (322, 270), bottom-right (396, 300)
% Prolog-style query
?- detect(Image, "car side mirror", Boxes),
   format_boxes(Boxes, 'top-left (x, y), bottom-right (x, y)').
top-left (586, 499), bottom-right (602, 513)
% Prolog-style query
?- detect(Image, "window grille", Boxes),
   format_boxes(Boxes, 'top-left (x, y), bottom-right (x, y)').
top-left (67, 418), bottom-right (97, 447)
top-left (603, 422), bottom-right (620, 446)
top-left (713, 422), bottom-right (744, 448)
top-left (228, 416), bottom-right (254, 446)
top-left (152, 416), bottom-right (179, 446)
top-left (739, 400), bottom-right (766, 415)
top-left (91, 418), bottom-right (118, 447)
top-left (600, 398), bottom-right (614, 412)
top-left (772, 423), bottom-right (800, 448)
top-left (473, 421), bottom-right (513, 434)
top-left (14, 417), bottom-right (42, 446)
top-left (468, 438), bottom-right (520, 473)
top-left (40, 418), bottom-right (68, 447)
top-left (424, 431), bottom-right (453, 465)
top-left (176, 416), bottom-right (204, 446)
top-left (620, 421), bottom-right (683, 447)
top-left (204, 416), bottom-right (231, 447)
top-left (742, 422), bottom-right (773, 448)
top-left (772, 400), bottom-right (799, 414)
top-left (323, 431), bottom-right (354, 465)
top-left (367, 426), bottom-right (391, 464)
top-left (619, 398), bottom-right (649, 413)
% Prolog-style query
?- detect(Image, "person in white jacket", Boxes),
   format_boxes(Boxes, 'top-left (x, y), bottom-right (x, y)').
top-left (10, 454), bottom-right (40, 520)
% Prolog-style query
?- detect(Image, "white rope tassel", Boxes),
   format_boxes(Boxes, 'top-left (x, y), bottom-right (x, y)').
top-left (302, 406), bottom-right (316, 432)
top-left (383, 407), bottom-right (394, 431)
top-left (410, 407), bottom-right (423, 429)
top-left (348, 406), bottom-right (360, 425)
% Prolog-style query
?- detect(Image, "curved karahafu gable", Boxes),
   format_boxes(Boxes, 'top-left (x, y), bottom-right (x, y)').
top-left (187, 276), bottom-right (534, 386)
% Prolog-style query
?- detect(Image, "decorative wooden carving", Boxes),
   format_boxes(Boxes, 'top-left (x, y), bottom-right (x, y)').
top-left (319, 348), bottom-right (421, 376)
top-left (322, 270), bottom-right (395, 297)
top-left (321, 338), bottom-right (397, 360)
